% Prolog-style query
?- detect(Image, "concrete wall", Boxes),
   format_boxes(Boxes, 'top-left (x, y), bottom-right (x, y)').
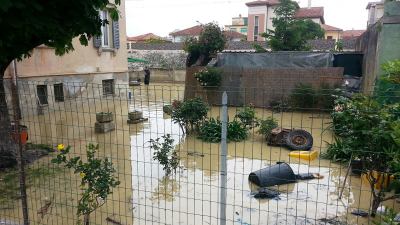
top-left (129, 69), bottom-right (185, 83)
top-left (184, 66), bottom-right (343, 107)
top-left (356, 1), bottom-right (400, 95)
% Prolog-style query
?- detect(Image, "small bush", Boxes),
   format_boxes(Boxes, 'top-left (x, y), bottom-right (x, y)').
top-left (150, 134), bottom-right (180, 176)
top-left (270, 100), bottom-right (290, 112)
top-left (194, 67), bottom-right (222, 87)
top-left (258, 117), bottom-right (278, 138)
top-left (171, 98), bottom-right (208, 132)
top-left (198, 118), bottom-right (248, 143)
top-left (227, 120), bottom-right (248, 142)
top-left (290, 83), bottom-right (317, 110)
top-left (318, 83), bottom-right (341, 111)
top-left (198, 118), bottom-right (222, 143)
top-left (235, 106), bottom-right (256, 127)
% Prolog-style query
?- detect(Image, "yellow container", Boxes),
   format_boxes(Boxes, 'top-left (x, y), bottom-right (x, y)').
top-left (361, 171), bottom-right (395, 190)
top-left (289, 150), bottom-right (319, 161)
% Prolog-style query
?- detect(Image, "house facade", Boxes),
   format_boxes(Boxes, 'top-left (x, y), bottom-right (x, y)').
top-left (246, 0), bottom-right (325, 41)
top-left (225, 15), bottom-right (249, 36)
top-left (321, 24), bottom-right (343, 41)
top-left (4, 0), bottom-right (128, 115)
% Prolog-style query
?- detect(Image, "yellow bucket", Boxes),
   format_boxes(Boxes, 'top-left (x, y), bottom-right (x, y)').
top-left (289, 150), bottom-right (319, 161)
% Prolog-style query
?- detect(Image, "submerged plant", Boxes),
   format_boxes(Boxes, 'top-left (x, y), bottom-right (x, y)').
top-left (171, 98), bottom-right (208, 133)
top-left (194, 67), bottom-right (222, 87)
top-left (198, 118), bottom-right (248, 143)
top-left (235, 105), bottom-right (257, 128)
top-left (52, 144), bottom-right (120, 225)
top-left (258, 117), bottom-right (278, 138)
top-left (150, 134), bottom-right (180, 176)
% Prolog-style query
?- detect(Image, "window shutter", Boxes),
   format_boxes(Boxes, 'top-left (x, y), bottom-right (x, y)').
top-left (112, 20), bottom-right (120, 49)
top-left (93, 35), bottom-right (102, 48)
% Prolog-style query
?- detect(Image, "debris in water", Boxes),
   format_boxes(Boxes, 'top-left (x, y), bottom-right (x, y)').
top-left (187, 151), bottom-right (205, 157)
top-left (37, 197), bottom-right (53, 219)
top-left (351, 209), bottom-right (369, 217)
top-left (252, 187), bottom-right (280, 199)
top-left (106, 216), bottom-right (123, 225)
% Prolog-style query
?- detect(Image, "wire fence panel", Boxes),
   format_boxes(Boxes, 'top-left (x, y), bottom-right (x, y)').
top-left (0, 80), bottom-right (398, 225)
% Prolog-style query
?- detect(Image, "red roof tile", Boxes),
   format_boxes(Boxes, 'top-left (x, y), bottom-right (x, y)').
top-left (223, 30), bottom-right (246, 39)
top-left (342, 30), bottom-right (366, 39)
top-left (245, 0), bottom-right (280, 7)
top-left (169, 25), bottom-right (203, 36)
top-left (294, 7), bottom-right (325, 24)
top-left (321, 24), bottom-right (342, 31)
top-left (127, 33), bottom-right (162, 42)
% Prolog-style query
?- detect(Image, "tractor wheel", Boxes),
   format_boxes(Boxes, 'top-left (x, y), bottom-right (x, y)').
top-left (285, 130), bottom-right (313, 151)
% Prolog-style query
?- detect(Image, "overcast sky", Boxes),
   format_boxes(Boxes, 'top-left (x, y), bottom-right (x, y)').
top-left (125, 0), bottom-right (372, 37)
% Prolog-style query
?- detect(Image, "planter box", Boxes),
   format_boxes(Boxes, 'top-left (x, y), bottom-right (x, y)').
top-left (95, 122), bottom-right (115, 133)
top-left (128, 111), bottom-right (143, 120)
top-left (96, 112), bottom-right (113, 123)
top-left (127, 118), bottom-right (149, 124)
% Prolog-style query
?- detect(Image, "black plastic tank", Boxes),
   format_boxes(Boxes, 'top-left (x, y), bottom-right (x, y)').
top-left (249, 162), bottom-right (297, 187)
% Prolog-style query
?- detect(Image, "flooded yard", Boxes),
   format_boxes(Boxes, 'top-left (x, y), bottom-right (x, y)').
top-left (1, 83), bottom-right (398, 225)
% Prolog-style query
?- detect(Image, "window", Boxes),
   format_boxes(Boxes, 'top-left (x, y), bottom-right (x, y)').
top-left (327, 36), bottom-right (333, 40)
top-left (230, 28), bottom-right (237, 32)
top-left (254, 16), bottom-right (259, 41)
top-left (102, 79), bottom-right (115, 96)
top-left (127, 43), bottom-right (130, 49)
top-left (100, 10), bottom-right (113, 47)
top-left (54, 83), bottom-right (64, 102)
top-left (131, 43), bottom-right (135, 49)
top-left (240, 28), bottom-right (248, 34)
top-left (37, 85), bottom-right (48, 105)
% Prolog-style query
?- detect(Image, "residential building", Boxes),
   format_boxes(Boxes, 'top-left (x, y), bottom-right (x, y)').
top-left (127, 33), bottom-right (165, 52)
top-left (246, 0), bottom-right (325, 41)
top-left (321, 24), bottom-right (343, 41)
top-left (342, 30), bottom-right (366, 40)
top-left (4, 0), bottom-right (128, 115)
top-left (225, 14), bottom-right (249, 36)
top-left (169, 25), bottom-right (246, 43)
top-left (367, 1), bottom-right (385, 27)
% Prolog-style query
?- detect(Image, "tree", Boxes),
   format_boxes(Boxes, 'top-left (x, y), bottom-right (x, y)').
top-left (184, 22), bottom-right (226, 67)
top-left (262, 0), bottom-right (324, 51)
top-left (0, 0), bottom-right (120, 168)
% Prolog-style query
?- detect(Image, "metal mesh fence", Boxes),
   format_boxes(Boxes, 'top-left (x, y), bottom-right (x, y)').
top-left (0, 80), bottom-right (399, 225)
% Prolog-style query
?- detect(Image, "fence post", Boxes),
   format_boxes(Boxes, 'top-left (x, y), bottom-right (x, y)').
top-left (219, 92), bottom-right (228, 225)
top-left (10, 60), bottom-right (30, 225)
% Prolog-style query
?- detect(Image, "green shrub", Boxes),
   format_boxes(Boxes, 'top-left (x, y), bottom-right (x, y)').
top-left (198, 118), bottom-right (222, 143)
top-left (150, 134), bottom-right (180, 176)
top-left (171, 98), bottom-right (208, 132)
top-left (290, 83), bottom-right (317, 110)
top-left (227, 120), bottom-right (248, 142)
top-left (198, 118), bottom-right (248, 143)
top-left (258, 117), bottom-right (278, 138)
top-left (318, 83), bottom-right (341, 111)
top-left (194, 67), bottom-right (222, 87)
top-left (382, 59), bottom-right (400, 84)
top-left (235, 106), bottom-right (256, 127)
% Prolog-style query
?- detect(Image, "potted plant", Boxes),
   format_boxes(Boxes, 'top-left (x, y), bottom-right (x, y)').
top-left (96, 112), bottom-right (113, 123)
top-left (194, 67), bottom-right (222, 88)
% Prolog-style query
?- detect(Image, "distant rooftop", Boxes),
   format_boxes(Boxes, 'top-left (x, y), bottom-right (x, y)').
top-left (127, 33), bottom-right (163, 42)
top-left (321, 24), bottom-right (343, 31)
top-left (245, 0), bottom-right (280, 7)
top-left (294, 7), bottom-right (325, 24)
top-left (169, 25), bottom-right (246, 40)
top-left (342, 30), bottom-right (366, 40)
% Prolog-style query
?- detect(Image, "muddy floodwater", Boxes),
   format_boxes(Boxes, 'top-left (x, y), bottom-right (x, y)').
top-left (1, 83), bottom-right (399, 225)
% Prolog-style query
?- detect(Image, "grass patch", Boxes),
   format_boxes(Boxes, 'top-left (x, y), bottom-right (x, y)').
top-left (0, 164), bottom-right (63, 207)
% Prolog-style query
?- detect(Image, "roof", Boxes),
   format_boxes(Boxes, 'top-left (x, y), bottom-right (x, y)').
top-left (321, 24), bottom-right (343, 31)
top-left (342, 30), bottom-right (366, 40)
top-left (169, 25), bottom-right (246, 39)
top-left (366, 1), bottom-right (384, 9)
top-left (245, 0), bottom-right (280, 7)
top-left (169, 25), bottom-right (203, 37)
top-left (127, 33), bottom-right (163, 42)
top-left (129, 40), bottom-right (357, 51)
top-left (294, 7), bottom-right (325, 24)
top-left (223, 30), bottom-right (247, 39)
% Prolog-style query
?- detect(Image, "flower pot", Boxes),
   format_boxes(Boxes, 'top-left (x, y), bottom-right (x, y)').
top-left (96, 112), bottom-right (113, 123)
top-left (128, 111), bottom-right (143, 120)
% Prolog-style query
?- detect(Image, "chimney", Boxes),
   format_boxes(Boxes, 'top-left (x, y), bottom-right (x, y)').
top-left (308, 0), bottom-right (312, 8)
